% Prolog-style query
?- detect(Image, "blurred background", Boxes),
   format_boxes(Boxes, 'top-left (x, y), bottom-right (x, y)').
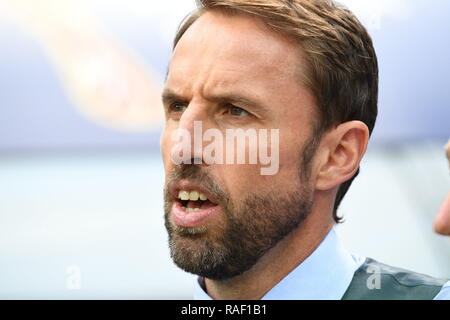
top-left (0, 0), bottom-right (449, 299)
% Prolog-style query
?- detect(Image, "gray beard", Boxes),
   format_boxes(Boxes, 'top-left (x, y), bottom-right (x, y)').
top-left (163, 166), bottom-right (313, 280)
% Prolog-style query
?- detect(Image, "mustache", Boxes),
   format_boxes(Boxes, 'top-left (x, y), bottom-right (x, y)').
top-left (165, 164), bottom-right (229, 205)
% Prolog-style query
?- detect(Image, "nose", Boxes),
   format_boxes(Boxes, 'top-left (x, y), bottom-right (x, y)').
top-left (178, 101), bottom-right (205, 135)
top-left (171, 101), bottom-right (210, 166)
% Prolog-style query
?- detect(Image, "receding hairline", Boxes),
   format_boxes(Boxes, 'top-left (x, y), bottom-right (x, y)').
top-left (171, 7), bottom-right (315, 96)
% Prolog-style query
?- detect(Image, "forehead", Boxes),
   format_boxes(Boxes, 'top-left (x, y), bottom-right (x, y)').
top-left (167, 11), bottom-right (306, 97)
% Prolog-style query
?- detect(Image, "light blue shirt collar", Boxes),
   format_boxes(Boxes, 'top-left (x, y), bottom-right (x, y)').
top-left (194, 228), bottom-right (365, 300)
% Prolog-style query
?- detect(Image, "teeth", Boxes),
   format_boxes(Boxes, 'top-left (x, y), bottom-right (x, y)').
top-left (185, 207), bottom-right (201, 213)
top-left (178, 190), bottom-right (208, 201)
top-left (189, 190), bottom-right (199, 201)
top-left (178, 190), bottom-right (190, 201)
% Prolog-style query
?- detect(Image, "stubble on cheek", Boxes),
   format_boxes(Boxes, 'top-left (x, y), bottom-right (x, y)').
top-left (161, 132), bottom-right (317, 280)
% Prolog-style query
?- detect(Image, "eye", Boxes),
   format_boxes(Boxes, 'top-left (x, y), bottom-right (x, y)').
top-left (169, 102), bottom-right (187, 113)
top-left (228, 105), bottom-right (249, 117)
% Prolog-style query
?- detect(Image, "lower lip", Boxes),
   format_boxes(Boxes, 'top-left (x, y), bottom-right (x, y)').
top-left (171, 200), bottom-right (221, 228)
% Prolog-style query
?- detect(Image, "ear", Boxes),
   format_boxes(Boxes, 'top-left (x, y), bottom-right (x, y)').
top-left (315, 121), bottom-right (369, 191)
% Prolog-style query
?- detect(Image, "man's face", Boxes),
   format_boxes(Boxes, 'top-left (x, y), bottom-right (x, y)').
top-left (160, 11), bottom-right (320, 280)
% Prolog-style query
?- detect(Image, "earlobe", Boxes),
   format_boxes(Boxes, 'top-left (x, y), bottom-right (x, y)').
top-left (315, 121), bottom-right (369, 191)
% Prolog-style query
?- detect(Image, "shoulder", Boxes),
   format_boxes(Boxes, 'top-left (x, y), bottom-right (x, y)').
top-left (342, 257), bottom-right (449, 300)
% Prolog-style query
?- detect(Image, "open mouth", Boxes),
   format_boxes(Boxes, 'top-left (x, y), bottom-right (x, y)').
top-left (171, 189), bottom-right (221, 227)
top-left (177, 190), bottom-right (217, 212)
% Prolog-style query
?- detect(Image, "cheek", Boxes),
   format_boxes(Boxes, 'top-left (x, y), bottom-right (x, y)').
top-left (160, 128), bottom-right (173, 173)
top-left (217, 164), bottom-right (263, 200)
top-left (276, 132), bottom-right (306, 180)
top-left (279, 143), bottom-right (299, 171)
top-left (217, 133), bottom-right (304, 199)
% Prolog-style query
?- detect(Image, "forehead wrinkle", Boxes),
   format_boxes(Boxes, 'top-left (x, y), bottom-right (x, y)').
top-left (169, 55), bottom-right (294, 110)
top-left (166, 10), bottom-right (314, 121)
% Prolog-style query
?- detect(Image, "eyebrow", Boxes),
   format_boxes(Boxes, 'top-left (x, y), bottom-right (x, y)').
top-left (161, 88), bottom-right (270, 116)
top-left (161, 88), bottom-right (187, 105)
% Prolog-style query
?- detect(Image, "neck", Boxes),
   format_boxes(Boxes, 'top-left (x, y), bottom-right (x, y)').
top-left (204, 203), bottom-right (334, 300)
